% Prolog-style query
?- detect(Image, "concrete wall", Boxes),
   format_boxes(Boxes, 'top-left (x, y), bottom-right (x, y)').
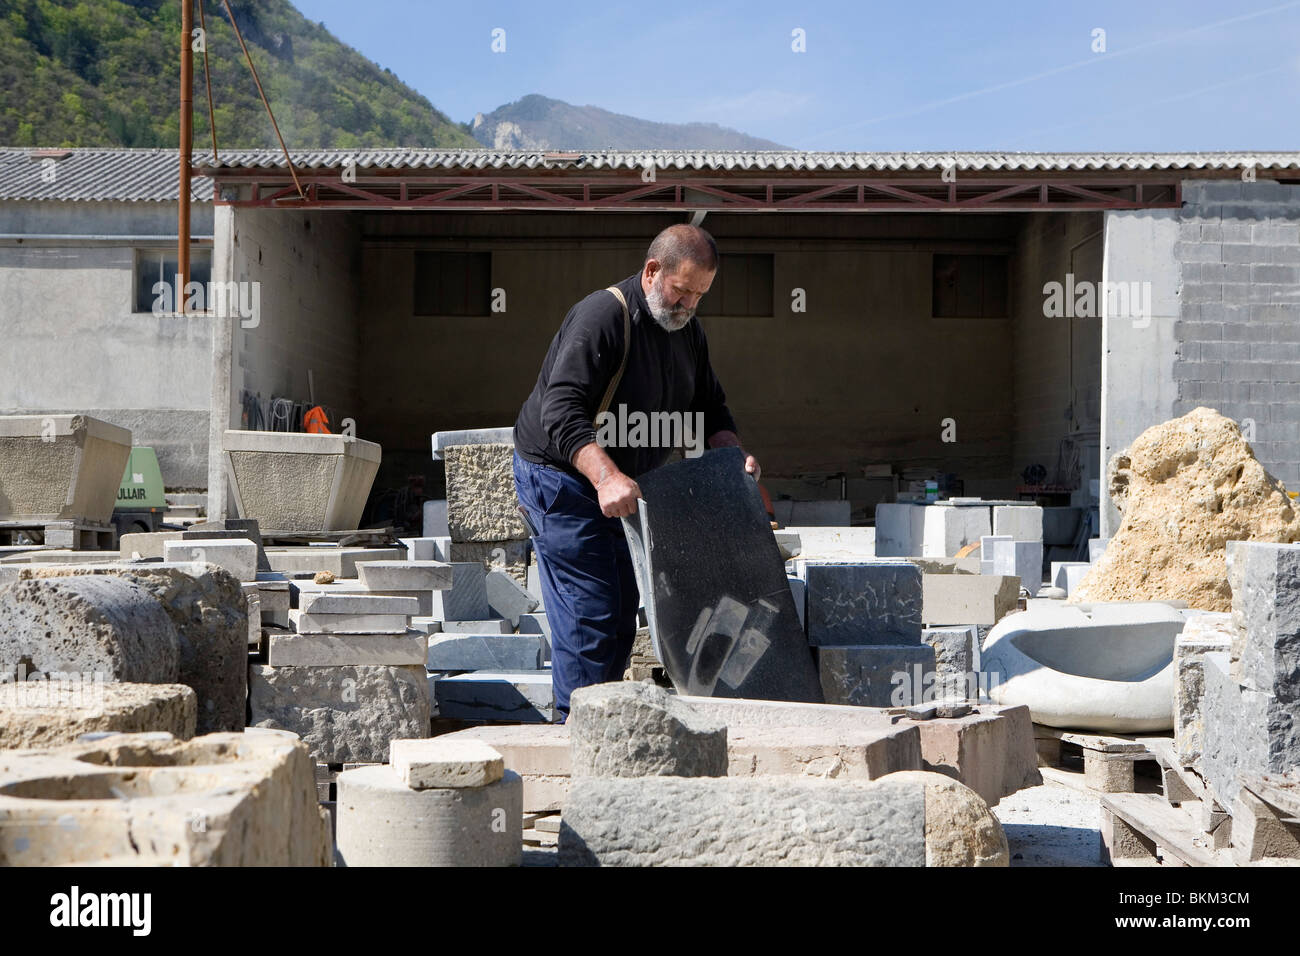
top-left (356, 210), bottom-right (1022, 496)
top-left (1010, 212), bottom-right (1103, 499)
top-left (1172, 180), bottom-right (1300, 489)
top-left (208, 206), bottom-right (362, 519)
top-left (0, 199), bottom-right (215, 489)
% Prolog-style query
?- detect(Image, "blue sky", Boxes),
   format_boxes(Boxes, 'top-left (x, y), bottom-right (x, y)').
top-left (290, 0), bottom-right (1300, 150)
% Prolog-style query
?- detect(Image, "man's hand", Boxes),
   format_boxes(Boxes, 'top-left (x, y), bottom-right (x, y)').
top-left (708, 430), bottom-right (761, 481)
top-left (572, 441), bottom-right (643, 518)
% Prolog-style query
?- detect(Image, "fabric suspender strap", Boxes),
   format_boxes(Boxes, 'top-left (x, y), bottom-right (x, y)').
top-left (595, 286), bottom-right (631, 420)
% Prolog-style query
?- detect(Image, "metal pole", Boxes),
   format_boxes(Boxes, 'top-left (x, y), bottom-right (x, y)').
top-left (179, 0), bottom-right (193, 314)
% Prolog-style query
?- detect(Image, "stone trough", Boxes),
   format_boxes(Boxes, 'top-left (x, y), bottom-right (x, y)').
top-left (982, 602), bottom-right (1188, 733)
top-left (0, 414), bottom-right (132, 522)
top-left (223, 430), bottom-right (381, 533)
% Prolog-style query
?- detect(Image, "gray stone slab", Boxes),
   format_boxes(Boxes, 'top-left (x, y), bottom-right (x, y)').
top-left (802, 561), bottom-right (923, 646)
top-left (485, 568), bottom-right (538, 625)
top-left (429, 562), bottom-right (492, 622)
top-left (433, 670), bottom-right (554, 723)
top-left (356, 561), bottom-right (453, 591)
top-left (818, 644), bottom-right (936, 708)
top-left (1234, 542), bottom-right (1300, 702)
top-left (298, 592), bottom-right (421, 616)
top-left (164, 538), bottom-right (258, 582)
top-left (621, 448), bottom-right (822, 703)
top-left (922, 625), bottom-right (980, 693)
top-left (426, 634), bottom-right (545, 671)
top-left (268, 631), bottom-right (427, 666)
top-left (288, 609), bottom-right (410, 635)
top-left (558, 775), bottom-right (926, 866)
top-left (1174, 612), bottom-right (1234, 764)
top-left (248, 663), bottom-right (430, 763)
top-left (440, 619), bottom-right (513, 634)
top-left (184, 518), bottom-right (271, 572)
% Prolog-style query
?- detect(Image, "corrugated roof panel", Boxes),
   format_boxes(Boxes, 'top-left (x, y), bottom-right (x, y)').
top-left (0, 148), bottom-right (214, 202)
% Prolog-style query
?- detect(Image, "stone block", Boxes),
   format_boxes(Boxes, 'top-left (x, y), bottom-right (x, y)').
top-left (437, 724), bottom-right (570, 811)
top-left (788, 576), bottom-right (806, 630)
top-left (992, 505), bottom-right (1043, 541)
top-left (526, 562), bottom-right (545, 610)
top-left (356, 560), bottom-right (453, 592)
top-left (224, 429), bottom-right (380, 534)
top-left (248, 664), bottom-right (431, 764)
top-left (0, 730), bottom-right (331, 866)
top-left (335, 764), bottom-right (521, 867)
top-left (0, 681), bottom-right (197, 748)
top-left (485, 569), bottom-right (539, 625)
top-left (440, 619), bottom-right (513, 634)
top-left (448, 539), bottom-right (530, 586)
top-left (772, 499), bottom-right (852, 526)
top-left (568, 682), bottom-right (727, 778)
top-left (444, 444), bottom-right (528, 542)
top-left (802, 561), bottom-right (923, 646)
top-left (0, 575), bottom-right (181, 683)
top-left (782, 526), bottom-right (876, 560)
top-left (427, 633), bottom-right (544, 671)
top-left (1051, 561), bottom-right (1092, 595)
top-left (389, 738), bottom-right (505, 789)
top-left (184, 520), bottom-right (271, 572)
top-left (399, 537), bottom-right (440, 561)
top-left (874, 502), bottom-right (918, 557)
top-left (288, 609), bottom-right (409, 635)
top-left (407, 617), bottom-right (443, 635)
top-left (266, 546), bottom-right (406, 578)
top-left (517, 613), bottom-right (550, 637)
top-left (119, 530), bottom-right (182, 560)
top-left (921, 504), bottom-right (992, 557)
top-left (922, 573), bottom-right (1021, 627)
top-left (422, 500), bottom-right (449, 537)
top-left (1174, 612), bottom-right (1234, 764)
top-left (429, 562), bottom-right (491, 622)
top-left (922, 625), bottom-right (980, 694)
top-left (818, 644), bottom-right (936, 707)
top-left (896, 703), bottom-right (1041, 807)
top-left (0, 414), bottom-right (131, 522)
top-left (268, 632), bottom-right (427, 667)
top-left (1231, 786), bottom-right (1300, 864)
top-left (558, 771), bottom-right (1005, 867)
top-left (166, 537), bottom-right (255, 581)
top-left (1088, 537), bottom-right (1108, 562)
top-left (14, 562), bottom-right (249, 734)
top-left (989, 538), bottom-right (1042, 597)
top-left (433, 671), bottom-right (554, 723)
top-left (1234, 542), bottom-right (1300, 701)
top-left (298, 592), bottom-right (421, 616)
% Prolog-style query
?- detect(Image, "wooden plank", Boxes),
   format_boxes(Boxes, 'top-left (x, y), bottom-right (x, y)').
top-left (1146, 738), bottom-right (1216, 808)
top-left (1033, 724), bottom-right (1149, 753)
top-left (1101, 792), bottom-right (1226, 867)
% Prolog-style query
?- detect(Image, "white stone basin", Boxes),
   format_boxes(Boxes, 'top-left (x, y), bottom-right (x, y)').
top-left (981, 602), bottom-right (1187, 732)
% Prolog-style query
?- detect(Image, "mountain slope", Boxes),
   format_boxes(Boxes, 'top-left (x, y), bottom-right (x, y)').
top-left (471, 93), bottom-right (790, 150)
top-left (0, 0), bottom-right (478, 148)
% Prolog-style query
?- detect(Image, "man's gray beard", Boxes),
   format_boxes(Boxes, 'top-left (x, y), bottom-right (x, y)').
top-left (646, 281), bottom-right (692, 332)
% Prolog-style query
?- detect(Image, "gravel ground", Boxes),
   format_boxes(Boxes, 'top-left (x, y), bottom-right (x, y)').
top-left (994, 780), bottom-right (1107, 867)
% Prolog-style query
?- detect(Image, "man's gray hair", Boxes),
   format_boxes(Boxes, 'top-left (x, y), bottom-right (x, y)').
top-left (645, 224), bottom-right (718, 275)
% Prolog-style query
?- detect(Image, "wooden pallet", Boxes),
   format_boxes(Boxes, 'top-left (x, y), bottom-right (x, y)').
top-left (1033, 725), bottom-right (1166, 793)
top-left (1100, 792), bottom-right (1231, 867)
top-left (0, 518), bottom-right (115, 550)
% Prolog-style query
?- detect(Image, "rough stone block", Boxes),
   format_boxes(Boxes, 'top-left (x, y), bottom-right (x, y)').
top-left (431, 428), bottom-right (514, 460)
top-left (448, 539), bottom-right (530, 586)
top-left (921, 504), bottom-right (992, 557)
top-left (1174, 612), bottom-right (1234, 764)
top-left (15, 563), bottom-right (249, 734)
top-left (896, 703), bottom-right (1041, 807)
top-left (427, 633), bottom-right (544, 671)
top-left (1231, 786), bottom-right (1300, 864)
top-left (818, 644), bottom-right (936, 707)
top-left (485, 569), bottom-right (539, 625)
top-left (0, 680), bottom-right (197, 748)
top-left (802, 561), bottom-right (923, 646)
top-left (0, 574), bottom-right (181, 683)
top-left (444, 444), bottom-right (528, 542)
top-left (356, 561), bottom-right (452, 592)
top-left (558, 771), bottom-right (1006, 867)
top-left (922, 574), bottom-right (1021, 627)
top-left (1234, 542), bottom-right (1300, 701)
top-left (922, 625), bottom-right (980, 695)
top-left (569, 682), bottom-right (727, 778)
top-left (297, 592), bottom-right (420, 616)
top-left (164, 538), bottom-right (258, 582)
top-left (268, 632), bottom-right (427, 667)
top-left (0, 730), bottom-right (331, 865)
top-left (389, 738), bottom-right (505, 789)
top-left (288, 609), bottom-right (410, 635)
top-left (248, 664), bottom-right (431, 764)
top-left (433, 671), bottom-right (553, 723)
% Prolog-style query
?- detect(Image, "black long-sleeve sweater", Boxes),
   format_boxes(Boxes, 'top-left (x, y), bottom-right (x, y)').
top-left (513, 270), bottom-right (738, 480)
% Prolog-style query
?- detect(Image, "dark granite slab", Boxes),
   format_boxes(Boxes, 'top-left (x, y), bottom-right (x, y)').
top-left (622, 448), bottom-right (822, 703)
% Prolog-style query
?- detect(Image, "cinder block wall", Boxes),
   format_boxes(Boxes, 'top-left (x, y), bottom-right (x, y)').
top-left (1173, 180), bottom-right (1300, 489)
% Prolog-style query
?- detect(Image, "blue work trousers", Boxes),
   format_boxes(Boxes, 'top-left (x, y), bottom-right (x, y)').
top-left (512, 450), bottom-right (640, 721)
